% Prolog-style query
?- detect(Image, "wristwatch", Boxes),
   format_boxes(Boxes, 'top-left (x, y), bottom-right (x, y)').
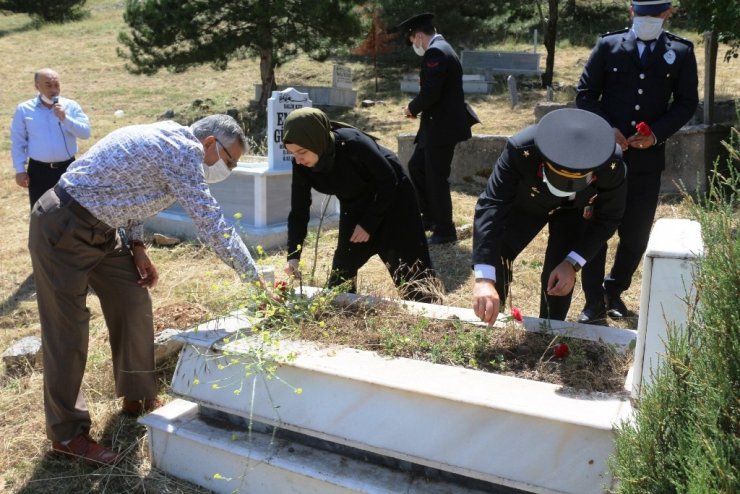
top-left (565, 255), bottom-right (582, 273)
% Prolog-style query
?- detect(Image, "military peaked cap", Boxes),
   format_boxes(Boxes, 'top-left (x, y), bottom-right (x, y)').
top-left (535, 108), bottom-right (616, 193)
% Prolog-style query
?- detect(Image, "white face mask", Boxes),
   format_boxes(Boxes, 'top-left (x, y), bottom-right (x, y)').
top-left (202, 158), bottom-right (231, 183)
top-left (412, 37), bottom-right (426, 56)
top-left (542, 172), bottom-right (574, 198)
top-left (40, 94), bottom-right (59, 105)
top-left (632, 16), bottom-right (664, 41)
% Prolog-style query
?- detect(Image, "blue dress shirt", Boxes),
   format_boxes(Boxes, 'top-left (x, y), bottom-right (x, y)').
top-left (10, 95), bottom-right (91, 173)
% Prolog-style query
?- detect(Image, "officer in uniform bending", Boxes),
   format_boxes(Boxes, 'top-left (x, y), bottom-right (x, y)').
top-left (472, 108), bottom-right (627, 325)
top-left (575, 0), bottom-right (698, 323)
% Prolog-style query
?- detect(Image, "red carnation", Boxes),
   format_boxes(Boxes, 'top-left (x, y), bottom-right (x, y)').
top-left (274, 280), bottom-right (288, 293)
top-left (553, 342), bottom-right (570, 359)
top-left (511, 306), bottom-right (523, 322)
top-left (635, 121), bottom-right (652, 137)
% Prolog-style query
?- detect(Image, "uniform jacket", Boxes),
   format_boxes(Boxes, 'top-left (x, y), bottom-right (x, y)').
top-left (576, 29), bottom-right (698, 175)
top-left (408, 35), bottom-right (475, 147)
top-left (287, 128), bottom-right (409, 259)
top-left (472, 125), bottom-right (628, 267)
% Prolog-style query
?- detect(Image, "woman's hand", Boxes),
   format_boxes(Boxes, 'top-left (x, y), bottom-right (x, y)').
top-left (350, 225), bottom-right (370, 243)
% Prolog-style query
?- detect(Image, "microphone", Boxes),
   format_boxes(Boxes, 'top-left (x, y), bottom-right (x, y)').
top-left (52, 96), bottom-right (59, 105)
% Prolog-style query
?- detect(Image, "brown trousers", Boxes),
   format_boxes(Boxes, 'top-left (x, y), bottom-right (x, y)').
top-left (29, 187), bottom-right (157, 442)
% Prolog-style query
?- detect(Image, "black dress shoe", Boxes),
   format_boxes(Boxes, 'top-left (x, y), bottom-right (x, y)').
top-left (605, 294), bottom-right (636, 319)
top-left (578, 299), bottom-right (606, 324)
top-left (428, 233), bottom-right (457, 245)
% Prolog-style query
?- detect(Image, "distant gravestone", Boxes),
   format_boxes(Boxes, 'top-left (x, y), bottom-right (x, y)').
top-left (332, 65), bottom-right (353, 90)
top-left (267, 88), bottom-right (312, 171)
top-left (507, 75), bottom-right (518, 109)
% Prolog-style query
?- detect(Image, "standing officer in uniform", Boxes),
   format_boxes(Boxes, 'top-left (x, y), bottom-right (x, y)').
top-left (576, 0), bottom-right (698, 323)
top-left (398, 13), bottom-right (478, 245)
top-left (11, 68), bottom-right (91, 209)
top-left (472, 109), bottom-right (627, 325)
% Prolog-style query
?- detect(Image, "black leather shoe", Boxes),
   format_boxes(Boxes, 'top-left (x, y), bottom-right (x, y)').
top-left (578, 299), bottom-right (606, 324)
top-left (428, 233), bottom-right (457, 245)
top-left (605, 294), bottom-right (636, 319)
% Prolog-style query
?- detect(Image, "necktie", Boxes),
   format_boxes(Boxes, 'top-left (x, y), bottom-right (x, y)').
top-left (640, 42), bottom-right (653, 66)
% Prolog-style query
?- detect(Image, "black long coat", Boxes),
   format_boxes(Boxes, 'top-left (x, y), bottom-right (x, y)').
top-left (408, 35), bottom-right (473, 148)
top-left (576, 29), bottom-right (698, 175)
top-left (287, 128), bottom-right (432, 292)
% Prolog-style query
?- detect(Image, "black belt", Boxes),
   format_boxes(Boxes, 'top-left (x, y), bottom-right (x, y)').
top-left (29, 157), bottom-right (74, 169)
top-left (53, 184), bottom-right (113, 231)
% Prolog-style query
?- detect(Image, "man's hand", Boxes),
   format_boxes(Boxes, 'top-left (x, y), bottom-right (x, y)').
top-left (403, 106), bottom-right (415, 119)
top-left (546, 261), bottom-right (576, 297)
top-left (473, 279), bottom-right (500, 325)
top-left (52, 102), bottom-right (66, 121)
top-left (626, 132), bottom-right (656, 150)
top-left (133, 247), bottom-right (159, 288)
top-left (614, 128), bottom-right (628, 152)
top-left (284, 259), bottom-right (302, 280)
top-left (350, 225), bottom-right (370, 243)
top-left (15, 172), bottom-right (29, 188)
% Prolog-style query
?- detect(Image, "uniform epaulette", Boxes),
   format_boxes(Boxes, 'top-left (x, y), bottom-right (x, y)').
top-left (664, 31), bottom-right (694, 46)
top-left (600, 28), bottom-right (629, 38)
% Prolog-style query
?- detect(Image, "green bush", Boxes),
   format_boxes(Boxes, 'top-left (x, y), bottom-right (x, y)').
top-left (0, 0), bottom-right (87, 23)
top-left (609, 128), bottom-right (739, 493)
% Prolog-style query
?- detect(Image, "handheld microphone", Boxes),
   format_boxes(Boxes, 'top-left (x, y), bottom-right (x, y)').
top-left (52, 96), bottom-right (59, 105)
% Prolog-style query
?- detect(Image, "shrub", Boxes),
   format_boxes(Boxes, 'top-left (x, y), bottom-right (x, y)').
top-left (0, 0), bottom-right (87, 23)
top-left (609, 128), bottom-right (739, 493)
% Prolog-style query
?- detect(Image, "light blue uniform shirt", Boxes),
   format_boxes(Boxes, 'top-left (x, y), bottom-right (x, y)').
top-left (10, 95), bottom-right (91, 173)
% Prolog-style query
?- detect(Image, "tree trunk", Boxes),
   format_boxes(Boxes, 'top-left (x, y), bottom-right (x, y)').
top-left (541, 0), bottom-right (559, 89)
top-left (257, 47), bottom-right (276, 117)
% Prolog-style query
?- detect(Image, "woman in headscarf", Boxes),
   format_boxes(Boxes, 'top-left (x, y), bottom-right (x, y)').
top-left (282, 107), bottom-right (440, 302)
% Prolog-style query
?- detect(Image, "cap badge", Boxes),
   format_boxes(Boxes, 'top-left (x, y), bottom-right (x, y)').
top-left (611, 162), bottom-right (617, 170)
top-left (523, 150), bottom-right (530, 157)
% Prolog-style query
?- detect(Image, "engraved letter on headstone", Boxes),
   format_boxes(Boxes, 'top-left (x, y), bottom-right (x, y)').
top-left (267, 88), bottom-right (312, 170)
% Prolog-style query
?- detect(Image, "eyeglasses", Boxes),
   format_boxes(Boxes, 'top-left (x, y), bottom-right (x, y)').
top-left (215, 138), bottom-right (238, 170)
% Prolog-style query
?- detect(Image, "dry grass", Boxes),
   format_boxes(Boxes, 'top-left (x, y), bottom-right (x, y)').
top-left (0, 0), bottom-right (734, 492)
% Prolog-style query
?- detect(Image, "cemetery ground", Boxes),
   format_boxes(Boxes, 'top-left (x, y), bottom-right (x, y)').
top-left (0, 0), bottom-right (737, 492)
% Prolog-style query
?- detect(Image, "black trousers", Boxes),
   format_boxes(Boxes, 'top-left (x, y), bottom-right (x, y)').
top-left (328, 178), bottom-right (438, 302)
top-left (407, 143), bottom-right (456, 236)
top-left (582, 171), bottom-right (662, 302)
top-left (27, 158), bottom-right (74, 209)
top-left (495, 206), bottom-right (585, 321)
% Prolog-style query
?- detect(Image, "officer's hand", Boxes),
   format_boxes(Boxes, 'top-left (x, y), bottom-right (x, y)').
top-left (473, 279), bottom-right (500, 325)
top-left (284, 259), bottom-right (302, 280)
top-left (614, 128), bottom-right (628, 152)
top-left (403, 106), bottom-right (415, 119)
top-left (546, 261), bottom-right (576, 297)
top-left (133, 247), bottom-right (159, 289)
top-left (350, 225), bottom-right (370, 243)
top-left (15, 172), bottom-right (29, 188)
top-left (627, 132), bottom-right (655, 150)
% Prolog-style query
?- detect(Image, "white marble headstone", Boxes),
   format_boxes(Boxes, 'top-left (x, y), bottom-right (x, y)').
top-left (332, 65), bottom-right (353, 90)
top-left (267, 88), bottom-right (312, 171)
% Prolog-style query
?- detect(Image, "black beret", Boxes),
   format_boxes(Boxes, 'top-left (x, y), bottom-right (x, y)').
top-left (396, 13), bottom-right (435, 45)
top-left (535, 108), bottom-right (616, 193)
top-left (632, 1), bottom-right (671, 15)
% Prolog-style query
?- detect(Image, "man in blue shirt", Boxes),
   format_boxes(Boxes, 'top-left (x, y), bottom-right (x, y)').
top-left (11, 68), bottom-right (91, 208)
